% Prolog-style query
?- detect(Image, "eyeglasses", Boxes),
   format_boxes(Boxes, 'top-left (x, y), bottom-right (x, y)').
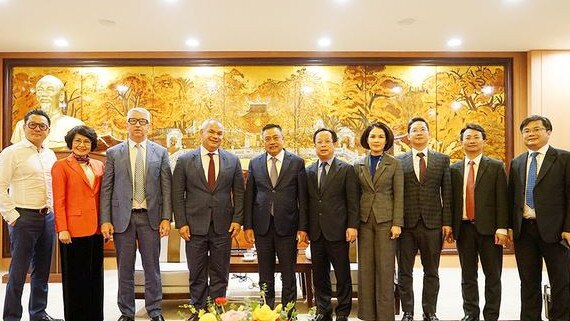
top-left (127, 118), bottom-right (149, 125)
top-left (522, 127), bottom-right (546, 135)
top-left (410, 128), bottom-right (428, 134)
top-left (26, 122), bottom-right (49, 131)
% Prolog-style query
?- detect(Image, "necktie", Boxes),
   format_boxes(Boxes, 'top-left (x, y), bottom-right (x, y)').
top-left (207, 152), bottom-right (216, 191)
top-left (270, 157), bottom-right (278, 187)
top-left (466, 160), bottom-right (475, 220)
top-left (417, 152), bottom-right (427, 183)
top-left (319, 162), bottom-right (328, 192)
top-left (526, 152), bottom-right (539, 209)
top-left (133, 144), bottom-right (145, 203)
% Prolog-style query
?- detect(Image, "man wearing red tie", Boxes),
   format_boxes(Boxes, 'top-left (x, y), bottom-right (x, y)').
top-left (450, 124), bottom-right (508, 321)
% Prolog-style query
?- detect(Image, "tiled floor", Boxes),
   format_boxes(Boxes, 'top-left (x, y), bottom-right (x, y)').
top-left (0, 257), bottom-right (552, 321)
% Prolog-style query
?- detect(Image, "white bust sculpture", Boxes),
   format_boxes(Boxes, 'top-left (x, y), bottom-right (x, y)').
top-left (11, 75), bottom-right (84, 149)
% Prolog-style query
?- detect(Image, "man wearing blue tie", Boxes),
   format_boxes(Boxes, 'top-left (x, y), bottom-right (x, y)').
top-left (508, 115), bottom-right (570, 321)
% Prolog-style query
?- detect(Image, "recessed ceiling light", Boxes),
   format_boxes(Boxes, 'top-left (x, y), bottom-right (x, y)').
top-left (318, 37), bottom-right (332, 48)
top-left (334, 0), bottom-right (350, 4)
top-left (53, 38), bottom-right (69, 48)
top-left (447, 38), bottom-right (462, 48)
top-left (185, 38), bottom-right (200, 48)
top-left (163, 0), bottom-right (179, 3)
top-left (397, 18), bottom-right (416, 26)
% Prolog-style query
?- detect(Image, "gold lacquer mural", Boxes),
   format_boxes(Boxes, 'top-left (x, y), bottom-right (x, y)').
top-left (7, 62), bottom-right (507, 163)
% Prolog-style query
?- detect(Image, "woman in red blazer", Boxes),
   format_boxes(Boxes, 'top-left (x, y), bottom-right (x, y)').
top-left (51, 125), bottom-right (104, 321)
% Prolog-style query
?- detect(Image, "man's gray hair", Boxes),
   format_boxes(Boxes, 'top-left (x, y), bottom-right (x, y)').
top-left (127, 107), bottom-right (151, 121)
top-left (200, 118), bottom-right (223, 131)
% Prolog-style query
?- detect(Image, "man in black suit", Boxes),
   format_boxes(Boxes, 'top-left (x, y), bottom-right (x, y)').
top-left (172, 119), bottom-right (244, 320)
top-left (306, 128), bottom-right (359, 321)
top-left (450, 124), bottom-right (508, 321)
top-left (508, 115), bottom-right (570, 321)
top-left (396, 117), bottom-right (452, 321)
top-left (244, 124), bottom-right (309, 308)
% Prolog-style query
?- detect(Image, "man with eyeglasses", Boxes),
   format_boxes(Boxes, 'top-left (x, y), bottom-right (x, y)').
top-left (100, 107), bottom-right (172, 321)
top-left (396, 116), bottom-right (453, 321)
top-left (0, 109), bottom-right (63, 321)
top-left (508, 115), bottom-right (570, 321)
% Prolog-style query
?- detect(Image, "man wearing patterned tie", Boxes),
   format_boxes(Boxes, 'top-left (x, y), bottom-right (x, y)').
top-left (100, 107), bottom-right (172, 321)
top-left (172, 119), bottom-right (244, 321)
top-left (508, 115), bottom-right (570, 321)
top-left (450, 124), bottom-right (508, 321)
top-left (244, 124), bottom-right (309, 309)
top-left (396, 117), bottom-right (453, 321)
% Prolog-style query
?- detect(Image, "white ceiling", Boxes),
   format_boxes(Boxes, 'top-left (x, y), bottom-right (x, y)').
top-left (0, 0), bottom-right (569, 52)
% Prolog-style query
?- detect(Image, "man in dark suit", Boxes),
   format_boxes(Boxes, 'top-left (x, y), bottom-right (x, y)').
top-left (396, 116), bottom-right (452, 321)
top-left (172, 119), bottom-right (244, 320)
top-left (244, 123), bottom-right (309, 308)
top-left (306, 128), bottom-right (359, 321)
top-left (508, 115), bottom-right (570, 321)
top-left (450, 124), bottom-right (508, 321)
top-left (100, 107), bottom-right (172, 321)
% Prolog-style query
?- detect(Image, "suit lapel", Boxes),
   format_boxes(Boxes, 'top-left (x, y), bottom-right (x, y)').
top-left (519, 154), bottom-right (528, 187)
top-left (192, 149), bottom-right (209, 188)
top-left (308, 161), bottom-right (319, 194)
top-left (145, 142), bottom-right (157, 180)
top-left (372, 155), bottom-right (389, 186)
top-left (359, 156), bottom-right (375, 190)
top-left (121, 142), bottom-right (133, 183)
top-left (66, 155), bottom-right (92, 189)
top-left (275, 151), bottom-right (291, 187)
top-left (215, 149), bottom-right (232, 191)
top-left (321, 158), bottom-right (341, 195)
top-left (536, 147), bottom-right (556, 185)
top-left (402, 152), bottom-right (420, 185)
top-left (474, 156), bottom-right (488, 189)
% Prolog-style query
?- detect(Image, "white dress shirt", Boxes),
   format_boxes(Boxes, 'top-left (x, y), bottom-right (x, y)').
top-left (200, 145), bottom-right (220, 181)
top-left (412, 147), bottom-right (429, 181)
top-left (266, 149), bottom-right (285, 177)
top-left (523, 144), bottom-right (550, 219)
top-left (0, 138), bottom-right (57, 224)
top-left (129, 139), bottom-right (148, 209)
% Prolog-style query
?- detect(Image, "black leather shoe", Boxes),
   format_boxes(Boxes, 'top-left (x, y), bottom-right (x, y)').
top-left (460, 316), bottom-right (478, 321)
top-left (335, 316), bottom-right (348, 321)
top-left (422, 313), bottom-right (439, 321)
top-left (401, 312), bottom-right (414, 321)
top-left (32, 315), bottom-right (64, 321)
top-left (313, 313), bottom-right (333, 321)
top-left (118, 316), bottom-right (135, 321)
top-left (151, 315), bottom-right (165, 321)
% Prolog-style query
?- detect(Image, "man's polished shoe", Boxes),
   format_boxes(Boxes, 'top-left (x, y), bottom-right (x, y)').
top-left (151, 315), bottom-right (166, 321)
top-left (117, 316), bottom-right (135, 321)
top-left (335, 315), bottom-right (348, 321)
top-left (460, 316), bottom-right (478, 321)
top-left (313, 313), bottom-right (333, 321)
top-left (401, 312), bottom-right (414, 321)
top-left (32, 314), bottom-right (64, 321)
top-left (422, 313), bottom-right (439, 321)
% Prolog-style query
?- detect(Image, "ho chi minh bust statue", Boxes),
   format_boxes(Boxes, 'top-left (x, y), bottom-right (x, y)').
top-left (11, 75), bottom-right (85, 149)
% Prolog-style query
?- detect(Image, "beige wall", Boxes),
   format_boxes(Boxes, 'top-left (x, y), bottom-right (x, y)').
top-left (528, 51), bottom-right (570, 150)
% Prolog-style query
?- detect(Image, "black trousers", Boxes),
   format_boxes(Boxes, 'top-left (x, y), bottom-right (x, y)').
top-left (397, 220), bottom-right (442, 315)
top-left (255, 218), bottom-right (298, 308)
top-left (310, 235), bottom-right (352, 317)
top-left (456, 222), bottom-right (502, 321)
top-left (60, 234), bottom-right (104, 321)
top-left (514, 219), bottom-right (570, 321)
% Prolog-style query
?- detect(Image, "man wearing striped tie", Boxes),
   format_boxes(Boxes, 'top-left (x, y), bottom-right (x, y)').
top-left (508, 115), bottom-right (570, 321)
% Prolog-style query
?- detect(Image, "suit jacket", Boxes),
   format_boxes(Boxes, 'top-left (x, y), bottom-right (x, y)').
top-left (52, 154), bottom-right (104, 237)
top-left (244, 150), bottom-right (308, 236)
top-left (306, 157), bottom-right (359, 242)
top-left (508, 146), bottom-right (570, 243)
top-left (396, 150), bottom-right (452, 229)
top-left (353, 153), bottom-right (404, 226)
top-left (171, 148), bottom-right (245, 235)
top-left (99, 140), bottom-right (173, 233)
top-left (450, 155), bottom-right (508, 240)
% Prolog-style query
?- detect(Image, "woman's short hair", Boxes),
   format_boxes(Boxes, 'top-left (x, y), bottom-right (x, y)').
top-left (360, 122), bottom-right (394, 151)
top-left (65, 125), bottom-right (98, 151)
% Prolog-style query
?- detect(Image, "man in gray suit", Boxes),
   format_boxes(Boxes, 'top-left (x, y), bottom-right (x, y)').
top-left (306, 128), bottom-right (359, 321)
top-left (100, 107), bottom-right (172, 321)
top-left (172, 119), bottom-right (244, 321)
top-left (450, 124), bottom-right (508, 321)
top-left (244, 123), bottom-right (309, 309)
top-left (396, 117), bottom-right (452, 321)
